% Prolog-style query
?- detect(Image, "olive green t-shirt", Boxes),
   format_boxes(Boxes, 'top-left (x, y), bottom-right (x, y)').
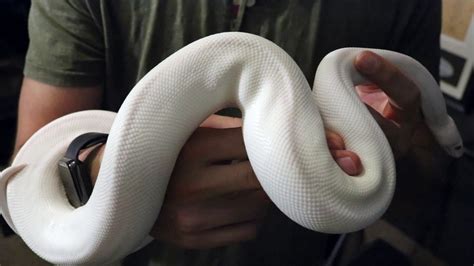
top-left (23, 0), bottom-right (441, 265)
top-left (24, 0), bottom-right (440, 112)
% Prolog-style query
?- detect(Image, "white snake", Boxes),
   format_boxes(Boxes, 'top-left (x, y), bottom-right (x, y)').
top-left (0, 33), bottom-right (463, 265)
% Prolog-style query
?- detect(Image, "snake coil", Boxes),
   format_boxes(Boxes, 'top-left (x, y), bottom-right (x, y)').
top-left (0, 33), bottom-right (463, 264)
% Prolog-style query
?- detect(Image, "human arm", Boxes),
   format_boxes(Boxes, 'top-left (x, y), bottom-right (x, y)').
top-left (86, 114), bottom-right (363, 249)
top-left (14, 77), bottom-right (363, 250)
top-left (13, 78), bottom-right (103, 155)
top-left (14, 0), bottom-right (106, 153)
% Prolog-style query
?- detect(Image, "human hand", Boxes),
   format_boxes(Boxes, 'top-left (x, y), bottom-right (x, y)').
top-left (354, 51), bottom-right (438, 159)
top-left (353, 51), bottom-right (455, 226)
top-left (88, 114), bottom-right (362, 249)
top-left (149, 114), bottom-right (362, 249)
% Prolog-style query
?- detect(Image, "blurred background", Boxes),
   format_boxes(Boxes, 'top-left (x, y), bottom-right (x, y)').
top-left (0, 0), bottom-right (473, 265)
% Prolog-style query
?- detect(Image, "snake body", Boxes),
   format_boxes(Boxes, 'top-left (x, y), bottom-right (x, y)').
top-left (0, 33), bottom-right (463, 264)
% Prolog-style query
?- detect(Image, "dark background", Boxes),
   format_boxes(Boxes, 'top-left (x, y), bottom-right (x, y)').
top-left (0, 0), bottom-right (29, 163)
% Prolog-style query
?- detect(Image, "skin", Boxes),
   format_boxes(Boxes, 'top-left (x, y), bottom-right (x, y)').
top-left (14, 51), bottom-right (439, 250)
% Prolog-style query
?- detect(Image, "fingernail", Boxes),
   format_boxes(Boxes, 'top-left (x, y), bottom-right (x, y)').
top-left (336, 157), bottom-right (358, 175)
top-left (358, 53), bottom-right (379, 74)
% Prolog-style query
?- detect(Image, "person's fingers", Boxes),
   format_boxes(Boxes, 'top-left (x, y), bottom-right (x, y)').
top-left (356, 84), bottom-right (381, 94)
top-left (181, 127), bottom-right (248, 163)
top-left (171, 189), bottom-right (270, 233)
top-left (365, 104), bottom-right (414, 158)
top-left (167, 161), bottom-right (261, 201)
top-left (326, 129), bottom-right (364, 175)
top-left (365, 104), bottom-right (400, 133)
top-left (204, 161), bottom-right (262, 196)
top-left (175, 220), bottom-right (259, 249)
top-left (355, 84), bottom-right (389, 115)
top-left (330, 150), bottom-right (363, 176)
top-left (325, 129), bottom-right (345, 150)
top-left (354, 51), bottom-right (421, 119)
top-left (151, 205), bottom-right (260, 250)
top-left (200, 114), bottom-right (243, 128)
top-left (355, 52), bottom-right (426, 159)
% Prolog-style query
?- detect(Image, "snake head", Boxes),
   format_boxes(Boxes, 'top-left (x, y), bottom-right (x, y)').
top-left (0, 164), bottom-right (27, 233)
top-left (432, 116), bottom-right (464, 158)
top-left (444, 141), bottom-right (464, 158)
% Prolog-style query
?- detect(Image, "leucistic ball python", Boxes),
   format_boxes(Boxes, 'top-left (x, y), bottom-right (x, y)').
top-left (0, 33), bottom-right (463, 265)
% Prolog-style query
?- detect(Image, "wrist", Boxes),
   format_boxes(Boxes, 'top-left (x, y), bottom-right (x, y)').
top-left (59, 133), bottom-right (108, 207)
top-left (81, 144), bottom-right (106, 186)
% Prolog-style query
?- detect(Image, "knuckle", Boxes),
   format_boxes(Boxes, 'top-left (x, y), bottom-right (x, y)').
top-left (179, 128), bottom-right (208, 159)
top-left (180, 140), bottom-right (198, 160)
top-left (241, 224), bottom-right (258, 241)
top-left (240, 164), bottom-right (257, 189)
top-left (326, 131), bottom-right (344, 150)
top-left (175, 208), bottom-right (201, 233)
top-left (172, 180), bottom-right (198, 197)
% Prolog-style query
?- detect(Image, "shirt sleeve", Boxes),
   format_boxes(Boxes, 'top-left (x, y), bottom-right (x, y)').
top-left (24, 0), bottom-right (104, 87)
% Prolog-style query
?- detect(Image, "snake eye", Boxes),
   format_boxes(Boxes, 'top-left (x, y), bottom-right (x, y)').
top-left (455, 145), bottom-right (462, 150)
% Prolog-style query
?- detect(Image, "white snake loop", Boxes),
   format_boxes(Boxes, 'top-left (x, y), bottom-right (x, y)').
top-left (0, 33), bottom-right (463, 265)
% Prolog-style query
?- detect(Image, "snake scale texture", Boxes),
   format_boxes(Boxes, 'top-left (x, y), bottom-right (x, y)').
top-left (0, 33), bottom-right (463, 265)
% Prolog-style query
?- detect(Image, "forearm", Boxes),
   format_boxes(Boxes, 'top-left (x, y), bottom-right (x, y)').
top-left (12, 77), bottom-right (103, 159)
